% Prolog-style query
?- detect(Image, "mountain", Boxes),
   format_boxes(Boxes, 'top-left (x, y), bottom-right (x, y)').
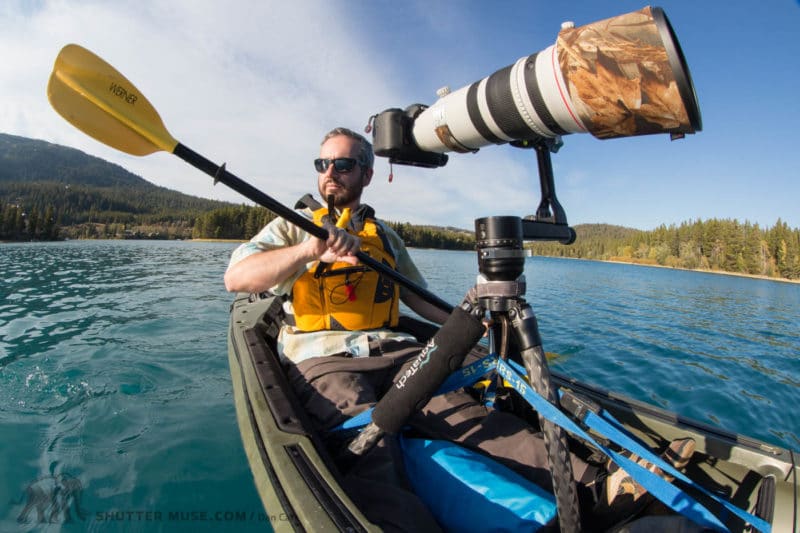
top-left (0, 133), bottom-right (235, 239)
top-left (1, 133), bottom-right (234, 237)
top-left (1, 133), bottom-right (139, 186)
top-left (0, 133), bottom-right (482, 243)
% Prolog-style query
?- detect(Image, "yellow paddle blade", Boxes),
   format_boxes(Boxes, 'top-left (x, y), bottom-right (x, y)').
top-left (47, 44), bottom-right (178, 156)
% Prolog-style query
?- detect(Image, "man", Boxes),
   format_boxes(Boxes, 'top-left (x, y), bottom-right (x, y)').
top-left (225, 127), bottom-right (693, 531)
top-left (225, 127), bottom-right (448, 362)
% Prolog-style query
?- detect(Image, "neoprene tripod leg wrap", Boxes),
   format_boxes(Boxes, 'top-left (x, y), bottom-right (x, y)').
top-left (372, 306), bottom-right (485, 435)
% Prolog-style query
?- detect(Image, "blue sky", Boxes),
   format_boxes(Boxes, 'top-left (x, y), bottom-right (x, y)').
top-left (1, 1), bottom-right (798, 231)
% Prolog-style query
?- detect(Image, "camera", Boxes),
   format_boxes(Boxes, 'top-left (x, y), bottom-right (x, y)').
top-left (371, 105), bottom-right (449, 168)
top-left (371, 6), bottom-right (701, 168)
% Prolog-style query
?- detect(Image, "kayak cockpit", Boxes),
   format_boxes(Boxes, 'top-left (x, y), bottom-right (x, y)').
top-left (228, 292), bottom-right (798, 532)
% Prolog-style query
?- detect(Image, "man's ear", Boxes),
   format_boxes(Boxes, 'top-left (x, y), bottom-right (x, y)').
top-left (362, 167), bottom-right (374, 187)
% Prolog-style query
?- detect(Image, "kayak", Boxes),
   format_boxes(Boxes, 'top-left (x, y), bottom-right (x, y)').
top-left (227, 292), bottom-right (799, 532)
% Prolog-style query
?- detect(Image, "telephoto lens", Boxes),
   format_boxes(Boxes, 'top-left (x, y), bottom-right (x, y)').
top-left (411, 6), bottom-right (701, 155)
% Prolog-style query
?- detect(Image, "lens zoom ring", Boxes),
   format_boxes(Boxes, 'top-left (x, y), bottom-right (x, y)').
top-left (523, 53), bottom-right (569, 136)
top-left (485, 65), bottom-right (538, 139)
top-left (466, 82), bottom-right (504, 144)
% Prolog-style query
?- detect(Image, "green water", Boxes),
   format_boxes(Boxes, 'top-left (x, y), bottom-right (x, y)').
top-left (2, 240), bottom-right (798, 531)
top-left (1, 241), bottom-right (263, 532)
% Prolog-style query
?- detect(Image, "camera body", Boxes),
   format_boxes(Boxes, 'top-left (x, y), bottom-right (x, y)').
top-left (372, 106), bottom-right (448, 168)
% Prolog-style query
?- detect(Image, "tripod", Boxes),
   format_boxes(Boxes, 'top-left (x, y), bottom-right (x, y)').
top-left (349, 139), bottom-right (582, 531)
top-left (470, 210), bottom-right (580, 532)
top-left (465, 139), bottom-right (580, 531)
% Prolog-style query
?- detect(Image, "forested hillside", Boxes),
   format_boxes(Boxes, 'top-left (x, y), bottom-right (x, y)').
top-left (529, 220), bottom-right (800, 280)
top-left (189, 207), bottom-right (473, 249)
top-left (3, 133), bottom-right (799, 280)
top-left (1, 133), bottom-right (230, 239)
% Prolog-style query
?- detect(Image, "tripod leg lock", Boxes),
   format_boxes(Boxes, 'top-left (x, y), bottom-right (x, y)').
top-left (458, 286), bottom-right (485, 319)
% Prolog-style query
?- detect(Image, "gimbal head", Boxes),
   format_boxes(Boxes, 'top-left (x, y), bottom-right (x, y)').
top-left (476, 137), bottom-right (575, 290)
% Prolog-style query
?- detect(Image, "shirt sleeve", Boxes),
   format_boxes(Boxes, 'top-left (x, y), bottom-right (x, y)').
top-left (226, 209), bottom-right (315, 294)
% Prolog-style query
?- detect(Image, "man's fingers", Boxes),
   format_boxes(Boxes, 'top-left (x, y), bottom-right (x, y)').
top-left (326, 226), bottom-right (346, 245)
top-left (323, 226), bottom-right (360, 258)
top-left (337, 255), bottom-right (359, 266)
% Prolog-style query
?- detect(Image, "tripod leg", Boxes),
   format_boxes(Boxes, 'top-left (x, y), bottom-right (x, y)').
top-left (511, 304), bottom-right (582, 532)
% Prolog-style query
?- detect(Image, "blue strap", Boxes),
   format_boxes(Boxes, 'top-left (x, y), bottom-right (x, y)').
top-left (335, 407), bottom-right (375, 432)
top-left (332, 354), bottom-right (770, 532)
top-left (435, 354), bottom-right (498, 394)
top-left (502, 359), bottom-right (771, 533)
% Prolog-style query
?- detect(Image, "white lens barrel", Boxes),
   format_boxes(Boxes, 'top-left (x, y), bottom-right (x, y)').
top-left (410, 7), bottom-right (700, 155)
top-left (412, 45), bottom-right (588, 154)
top-left (528, 46), bottom-right (588, 136)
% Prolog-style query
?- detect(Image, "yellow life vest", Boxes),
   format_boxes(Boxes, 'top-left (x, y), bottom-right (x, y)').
top-left (291, 207), bottom-right (400, 332)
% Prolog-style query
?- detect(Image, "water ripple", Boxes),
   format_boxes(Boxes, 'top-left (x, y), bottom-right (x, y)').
top-left (2, 241), bottom-right (265, 532)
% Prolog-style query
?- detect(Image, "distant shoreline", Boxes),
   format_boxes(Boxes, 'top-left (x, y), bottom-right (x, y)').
top-left (194, 239), bottom-right (800, 284)
top-left (7, 238), bottom-right (797, 285)
top-left (392, 245), bottom-right (800, 285)
top-left (550, 255), bottom-right (800, 285)
top-left (386, 247), bottom-right (800, 285)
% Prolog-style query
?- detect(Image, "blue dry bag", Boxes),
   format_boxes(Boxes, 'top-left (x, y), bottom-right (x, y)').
top-left (401, 438), bottom-right (557, 532)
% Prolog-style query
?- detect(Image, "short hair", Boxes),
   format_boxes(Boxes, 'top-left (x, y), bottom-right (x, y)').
top-left (320, 127), bottom-right (374, 170)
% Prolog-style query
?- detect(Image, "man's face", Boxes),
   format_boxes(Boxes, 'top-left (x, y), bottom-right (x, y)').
top-left (317, 135), bottom-right (372, 210)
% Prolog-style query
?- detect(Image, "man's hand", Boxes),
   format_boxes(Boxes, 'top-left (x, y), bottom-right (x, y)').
top-left (315, 223), bottom-right (360, 265)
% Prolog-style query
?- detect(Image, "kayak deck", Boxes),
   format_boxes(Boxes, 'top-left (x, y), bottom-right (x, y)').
top-left (229, 293), bottom-right (375, 531)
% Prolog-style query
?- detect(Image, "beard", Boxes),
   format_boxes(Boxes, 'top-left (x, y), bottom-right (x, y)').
top-left (318, 174), bottom-right (365, 208)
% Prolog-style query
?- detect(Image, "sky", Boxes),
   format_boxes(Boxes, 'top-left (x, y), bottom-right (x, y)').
top-left (1, 0), bottom-right (799, 232)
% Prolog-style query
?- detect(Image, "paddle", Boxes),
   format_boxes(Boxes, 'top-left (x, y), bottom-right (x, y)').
top-left (47, 44), bottom-right (452, 314)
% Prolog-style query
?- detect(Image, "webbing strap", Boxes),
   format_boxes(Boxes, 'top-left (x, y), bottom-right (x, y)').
top-left (337, 407), bottom-right (374, 432)
top-left (332, 355), bottom-right (770, 532)
top-left (501, 359), bottom-right (770, 533)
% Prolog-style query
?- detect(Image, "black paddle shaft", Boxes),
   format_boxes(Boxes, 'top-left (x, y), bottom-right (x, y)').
top-left (172, 143), bottom-right (453, 313)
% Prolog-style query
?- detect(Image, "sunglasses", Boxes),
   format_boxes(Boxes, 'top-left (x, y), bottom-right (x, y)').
top-left (314, 157), bottom-right (359, 173)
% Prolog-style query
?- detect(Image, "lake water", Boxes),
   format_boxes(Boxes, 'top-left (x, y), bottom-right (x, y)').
top-left (1, 240), bottom-right (799, 532)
